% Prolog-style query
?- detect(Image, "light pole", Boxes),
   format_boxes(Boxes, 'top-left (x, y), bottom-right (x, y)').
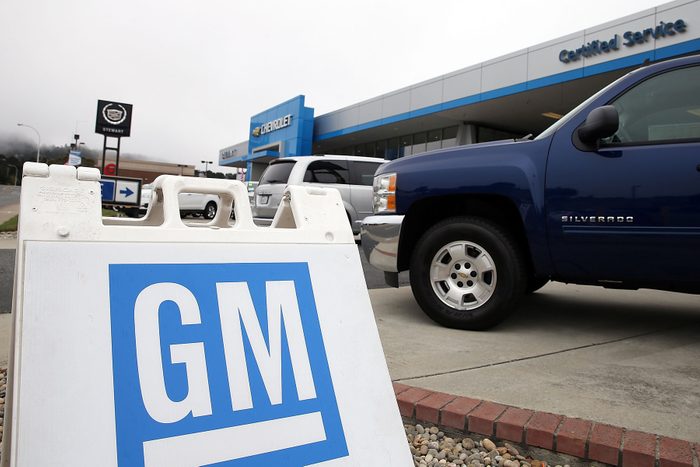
top-left (6, 165), bottom-right (18, 185)
top-left (201, 160), bottom-right (213, 177)
top-left (17, 123), bottom-right (41, 162)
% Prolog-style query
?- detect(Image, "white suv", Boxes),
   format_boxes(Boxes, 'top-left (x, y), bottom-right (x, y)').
top-left (253, 155), bottom-right (383, 234)
top-left (139, 183), bottom-right (220, 219)
top-left (178, 191), bottom-right (219, 219)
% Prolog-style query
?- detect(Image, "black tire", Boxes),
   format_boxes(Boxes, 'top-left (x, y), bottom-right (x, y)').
top-left (122, 208), bottom-right (139, 218)
top-left (409, 216), bottom-right (526, 330)
top-left (204, 202), bottom-right (217, 220)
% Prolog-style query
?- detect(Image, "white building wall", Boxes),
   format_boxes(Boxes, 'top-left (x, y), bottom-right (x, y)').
top-left (314, 0), bottom-right (700, 138)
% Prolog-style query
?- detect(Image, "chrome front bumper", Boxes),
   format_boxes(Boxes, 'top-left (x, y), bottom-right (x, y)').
top-left (361, 215), bottom-right (404, 273)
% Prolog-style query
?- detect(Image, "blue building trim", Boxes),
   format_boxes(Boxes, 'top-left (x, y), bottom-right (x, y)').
top-left (222, 95), bottom-right (315, 167)
top-left (314, 38), bottom-right (700, 142)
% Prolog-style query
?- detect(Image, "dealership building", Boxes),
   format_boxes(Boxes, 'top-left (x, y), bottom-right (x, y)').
top-left (220, 0), bottom-right (700, 180)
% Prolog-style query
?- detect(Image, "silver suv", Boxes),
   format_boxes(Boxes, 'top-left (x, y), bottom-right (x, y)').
top-left (253, 155), bottom-right (383, 234)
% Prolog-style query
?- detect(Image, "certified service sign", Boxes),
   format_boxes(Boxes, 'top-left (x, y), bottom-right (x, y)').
top-left (109, 262), bottom-right (347, 467)
top-left (95, 99), bottom-right (133, 137)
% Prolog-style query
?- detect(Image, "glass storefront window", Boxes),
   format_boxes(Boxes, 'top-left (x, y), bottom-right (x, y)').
top-left (326, 125), bottom-right (464, 159)
top-left (399, 135), bottom-right (412, 157)
top-left (412, 132), bottom-right (427, 155)
top-left (426, 129), bottom-right (442, 151)
top-left (375, 140), bottom-right (386, 159)
top-left (386, 138), bottom-right (398, 160)
top-left (478, 127), bottom-right (517, 143)
top-left (442, 126), bottom-right (458, 148)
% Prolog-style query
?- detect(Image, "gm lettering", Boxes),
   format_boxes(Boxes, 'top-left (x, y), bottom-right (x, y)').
top-left (109, 263), bottom-right (347, 467)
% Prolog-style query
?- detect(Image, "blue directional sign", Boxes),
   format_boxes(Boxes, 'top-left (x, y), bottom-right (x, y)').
top-left (109, 262), bottom-right (348, 467)
top-left (100, 179), bottom-right (116, 202)
top-left (101, 176), bottom-right (141, 206)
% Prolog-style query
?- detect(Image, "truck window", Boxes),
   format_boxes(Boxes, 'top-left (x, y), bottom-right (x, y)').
top-left (303, 160), bottom-right (349, 184)
top-left (605, 66), bottom-right (700, 144)
top-left (535, 71), bottom-right (633, 141)
top-left (259, 160), bottom-right (296, 184)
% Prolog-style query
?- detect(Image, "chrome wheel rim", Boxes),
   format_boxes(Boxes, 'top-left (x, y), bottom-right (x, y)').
top-left (205, 204), bottom-right (216, 219)
top-left (429, 240), bottom-right (497, 310)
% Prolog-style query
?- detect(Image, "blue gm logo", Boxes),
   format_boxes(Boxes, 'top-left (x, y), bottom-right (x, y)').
top-left (109, 263), bottom-right (347, 467)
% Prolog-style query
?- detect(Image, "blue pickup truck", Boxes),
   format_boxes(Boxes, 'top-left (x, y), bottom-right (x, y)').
top-left (362, 54), bottom-right (700, 330)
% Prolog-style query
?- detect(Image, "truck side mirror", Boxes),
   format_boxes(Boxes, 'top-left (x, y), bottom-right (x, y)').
top-left (577, 106), bottom-right (619, 145)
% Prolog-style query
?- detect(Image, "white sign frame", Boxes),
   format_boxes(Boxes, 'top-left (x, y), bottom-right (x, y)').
top-left (2, 163), bottom-right (411, 467)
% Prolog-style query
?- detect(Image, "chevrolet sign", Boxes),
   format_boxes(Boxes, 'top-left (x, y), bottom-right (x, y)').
top-left (252, 114), bottom-right (293, 137)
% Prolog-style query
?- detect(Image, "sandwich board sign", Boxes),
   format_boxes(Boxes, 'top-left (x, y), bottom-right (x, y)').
top-left (1, 163), bottom-right (411, 467)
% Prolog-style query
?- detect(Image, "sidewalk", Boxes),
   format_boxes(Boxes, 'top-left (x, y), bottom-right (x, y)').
top-left (0, 202), bottom-right (18, 250)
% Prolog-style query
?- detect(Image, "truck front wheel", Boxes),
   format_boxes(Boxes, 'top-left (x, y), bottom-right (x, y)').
top-left (409, 217), bottom-right (526, 330)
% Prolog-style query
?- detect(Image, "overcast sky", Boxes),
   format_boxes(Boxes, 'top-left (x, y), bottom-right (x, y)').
top-left (1, 0), bottom-right (667, 169)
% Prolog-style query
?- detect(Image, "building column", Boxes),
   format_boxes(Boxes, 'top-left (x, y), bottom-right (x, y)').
top-left (246, 160), bottom-right (254, 181)
top-left (249, 162), bottom-right (267, 181)
top-left (456, 123), bottom-right (477, 145)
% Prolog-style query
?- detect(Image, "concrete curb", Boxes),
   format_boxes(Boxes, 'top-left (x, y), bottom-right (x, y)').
top-left (394, 383), bottom-right (698, 467)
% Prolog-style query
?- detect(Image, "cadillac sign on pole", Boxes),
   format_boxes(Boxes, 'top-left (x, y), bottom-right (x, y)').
top-left (95, 100), bottom-right (133, 137)
top-left (96, 99), bottom-right (133, 176)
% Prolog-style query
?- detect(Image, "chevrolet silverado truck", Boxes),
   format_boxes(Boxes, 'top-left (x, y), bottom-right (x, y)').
top-left (362, 54), bottom-right (700, 330)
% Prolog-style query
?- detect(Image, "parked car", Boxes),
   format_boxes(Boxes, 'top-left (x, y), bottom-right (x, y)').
top-left (136, 183), bottom-right (219, 219)
top-left (246, 180), bottom-right (258, 204)
top-left (138, 183), bottom-right (152, 217)
top-left (178, 190), bottom-right (219, 219)
top-left (253, 155), bottom-right (383, 234)
top-left (362, 54), bottom-right (700, 330)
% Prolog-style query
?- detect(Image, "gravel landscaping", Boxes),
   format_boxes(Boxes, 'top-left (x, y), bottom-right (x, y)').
top-left (405, 423), bottom-right (572, 467)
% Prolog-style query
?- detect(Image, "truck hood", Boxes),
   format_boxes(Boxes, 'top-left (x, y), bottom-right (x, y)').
top-left (377, 139), bottom-right (526, 175)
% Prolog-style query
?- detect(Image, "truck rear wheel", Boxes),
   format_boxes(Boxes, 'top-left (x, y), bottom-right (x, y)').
top-left (409, 217), bottom-right (526, 330)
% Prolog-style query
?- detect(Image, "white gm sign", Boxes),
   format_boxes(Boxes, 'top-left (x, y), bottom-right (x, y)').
top-left (3, 164), bottom-right (411, 467)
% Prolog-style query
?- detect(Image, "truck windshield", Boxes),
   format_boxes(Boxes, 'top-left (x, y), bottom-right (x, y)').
top-left (535, 70), bottom-right (637, 141)
top-left (259, 160), bottom-right (296, 184)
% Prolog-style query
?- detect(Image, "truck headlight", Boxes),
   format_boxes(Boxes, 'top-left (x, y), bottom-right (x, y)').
top-left (373, 173), bottom-right (396, 214)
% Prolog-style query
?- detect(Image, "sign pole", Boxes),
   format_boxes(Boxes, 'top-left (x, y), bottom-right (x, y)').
top-left (115, 137), bottom-right (121, 176)
top-left (101, 135), bottom-right (107, 173)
